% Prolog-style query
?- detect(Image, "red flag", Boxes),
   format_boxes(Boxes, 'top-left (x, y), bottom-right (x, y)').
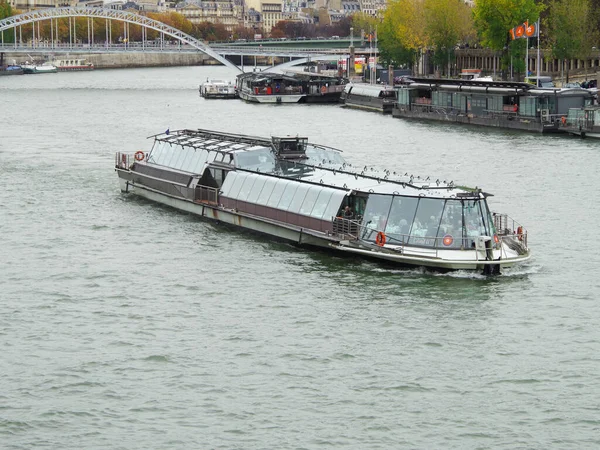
top-left (525, 21), bottom-right (538, 38)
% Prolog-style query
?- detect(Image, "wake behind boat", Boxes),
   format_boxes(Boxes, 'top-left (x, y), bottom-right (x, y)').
top-left (115, 128), bottom-right (531, 275)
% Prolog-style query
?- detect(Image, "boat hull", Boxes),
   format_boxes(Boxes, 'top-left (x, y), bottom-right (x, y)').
top-left (392, 107), bottom-right (560, 133)
top-left (238, 90), bottom-right (304, 103)
top-left (117, 170), bottom-right (531, 273)
top-left (342, 97), bottom-right (394, 114)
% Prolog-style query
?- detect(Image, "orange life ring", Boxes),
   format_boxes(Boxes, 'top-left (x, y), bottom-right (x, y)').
top-left (321, 85), bottom-right (327, 94)
top-left (375, 231), bottom-right (386, 247)
top-left (442, 235), bottom-right (453, 246)
top-left (516, 226), bottom-right (524, 241)
top-left (134, 151), bottom-right (145, 161)
top-left (561, 116), bottom-right (567, 125)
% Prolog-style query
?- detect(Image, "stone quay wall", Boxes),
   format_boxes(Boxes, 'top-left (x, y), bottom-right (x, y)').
top-left (0, 51), bottom-right (218, 69)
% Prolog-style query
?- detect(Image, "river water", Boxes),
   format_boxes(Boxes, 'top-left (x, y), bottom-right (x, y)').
top-left (1, 66), bottom-right (599, 449)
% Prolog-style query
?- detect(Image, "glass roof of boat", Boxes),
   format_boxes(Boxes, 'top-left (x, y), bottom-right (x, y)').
top-left (277, 163), bottom-right (471, 198)
top-left (149, 129), bottom-right (478, 199)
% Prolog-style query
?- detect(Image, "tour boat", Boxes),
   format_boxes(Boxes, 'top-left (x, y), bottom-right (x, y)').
top-left (199, 79), bottom-right (237, 99)
top-left (236, 71), bottom-right (346, 104)
top-left (115, 128), bottom-right (531, 275)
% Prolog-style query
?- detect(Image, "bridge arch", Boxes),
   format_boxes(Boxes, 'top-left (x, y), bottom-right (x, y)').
top-left (0, 7), bottom-right (241, 71)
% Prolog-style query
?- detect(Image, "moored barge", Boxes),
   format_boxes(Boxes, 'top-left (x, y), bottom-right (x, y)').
top-left (115, 128), bottom-right (531, 274)
top-left (341, 83), bottom-right (397, 113)
top-left (393, 77), bottom-right (595, 133)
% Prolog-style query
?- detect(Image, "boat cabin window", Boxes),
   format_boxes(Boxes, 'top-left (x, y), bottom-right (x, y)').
top-left (432, 91), bottom-right (453, 108)
top-left (397, 88), bottom-right (410, 106)
top-left (407, 198), bottom-right (445, 245)
top-left (247, 177), bottom-right (268, 203)
top-left (277, 183), bottom-right (300, 210)
top-left (360, 195), bottom-right (493, 249)
top-left (256, 177), bottom-right (278, 205)
top-left (361, 194), bottom-right (393, 239)
top-left (234, 148), bottom-right (276, 172)
top-left (266, 179), bottom-right (288, 208)
top-left (237, 174), bottom-right (259, 201)
top-left (298, 186), bottom-right (321, 215)
top-left (310, 190), bottom-right (335, 219)
top-left (519, 96), bottom-right (538, 117)
top-left (384, 196), bottom-right (419, 245)
top-left (287, 184), bottom-right (310, 213)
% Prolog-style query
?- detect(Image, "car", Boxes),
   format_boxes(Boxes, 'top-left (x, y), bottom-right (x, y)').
top-left (331, 35), bottom-right (340, 39)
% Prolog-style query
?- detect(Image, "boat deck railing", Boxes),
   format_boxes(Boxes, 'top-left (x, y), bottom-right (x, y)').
top-left (115, 152), bottom-right (131, 169)
top-left (493, 213), bottom-right (528, 247)
top-left (195, 185), bottom-right (219, 205)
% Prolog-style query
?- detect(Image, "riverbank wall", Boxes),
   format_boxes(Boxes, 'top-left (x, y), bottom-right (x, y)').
top-left (0, 51), bottom-right (218, 69)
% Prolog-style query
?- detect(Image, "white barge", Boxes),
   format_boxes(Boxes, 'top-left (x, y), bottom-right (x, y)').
top-left (115, 129), bottom-right (531, 274)
top-left (199, 79), bottom-right (237, 99)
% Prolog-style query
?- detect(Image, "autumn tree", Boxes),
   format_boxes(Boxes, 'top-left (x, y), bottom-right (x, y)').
top-left (545, 0), bottom-right (598, 82)
top-left (194, 22), bottom-right (229, 42)
top-left (380, 0), bottom-right (427, 71)
top-left (424, 0), bottom-right (474, 75)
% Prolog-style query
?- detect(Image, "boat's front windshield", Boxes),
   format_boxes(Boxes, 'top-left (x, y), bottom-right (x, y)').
top-left (360, 194), bottom-right (496, 249)
top-left (305, 145), bottom-right (346, 166)
top-left (233, 148), bottom-right (277, 173)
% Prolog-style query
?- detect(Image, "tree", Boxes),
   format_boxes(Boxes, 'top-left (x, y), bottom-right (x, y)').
top-left (424, 0), bottom-right (474, 75)
top-left (546, 0), bottom-right (598, 82)
top-left (473, 0), bottom-right (541, 51)
top-left (380, 0), bottom-right (428, 72)
top-left (351, 12), bottom-right (379, 39)
top-left (1, 1), bottom-right (15, 43)
top-left (473, 0), bottom-right (542, 76)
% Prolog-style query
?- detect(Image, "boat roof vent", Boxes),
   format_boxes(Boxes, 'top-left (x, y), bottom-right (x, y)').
top-left (272, 136), bottom-right (308, 161)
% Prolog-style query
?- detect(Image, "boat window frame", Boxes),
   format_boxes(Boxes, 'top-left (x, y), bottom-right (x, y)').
top-left (237, 173), bottom-right (259, 202)
top-left (284, 183), bottom-right (308, 213)
top-left (265, 178), bottom-right (288, 208)
top-left (256, 177), bottom-right (278, 206)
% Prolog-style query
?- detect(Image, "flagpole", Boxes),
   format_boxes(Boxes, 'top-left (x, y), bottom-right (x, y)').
top-left (537, 19), bottom-right (541, 80)
top-left (525, 19), bottom-right (529, 79)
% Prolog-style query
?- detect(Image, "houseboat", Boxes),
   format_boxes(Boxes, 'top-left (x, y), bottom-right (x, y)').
top-left (563, 105), bottom-right (600, 138)
top-left (236, 71), bottom-right (346, 104)
top-left (21, 62), bottom-right (58, 74)
top-left (340, 83), bottom-right (397, 113)
top-left (51, 58), bottom-right (94, 71)
top-left (115, 128), bottom-right (531, 275)
top-left (393, 77), bottom-right (595, 133)
top-left (199, 79), bottom-right (237, 99)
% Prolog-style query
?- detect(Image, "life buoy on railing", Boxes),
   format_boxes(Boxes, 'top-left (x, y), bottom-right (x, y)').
top-left (516, 226), bottom-right (524, 241)
top-left (321, 85), bottom-right (327, 94)
top-left (375, 231), bottom-right (386, 247)
top-left (442, 235), bottom-right (453, 246)
top-left (561, 116), bottom-right (567, 126)
top-left (134, 151), bottom-right (145, 161)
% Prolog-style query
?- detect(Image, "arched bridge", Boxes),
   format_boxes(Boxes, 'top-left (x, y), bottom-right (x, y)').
top-left (0, 7), bottom-right (241, 71)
